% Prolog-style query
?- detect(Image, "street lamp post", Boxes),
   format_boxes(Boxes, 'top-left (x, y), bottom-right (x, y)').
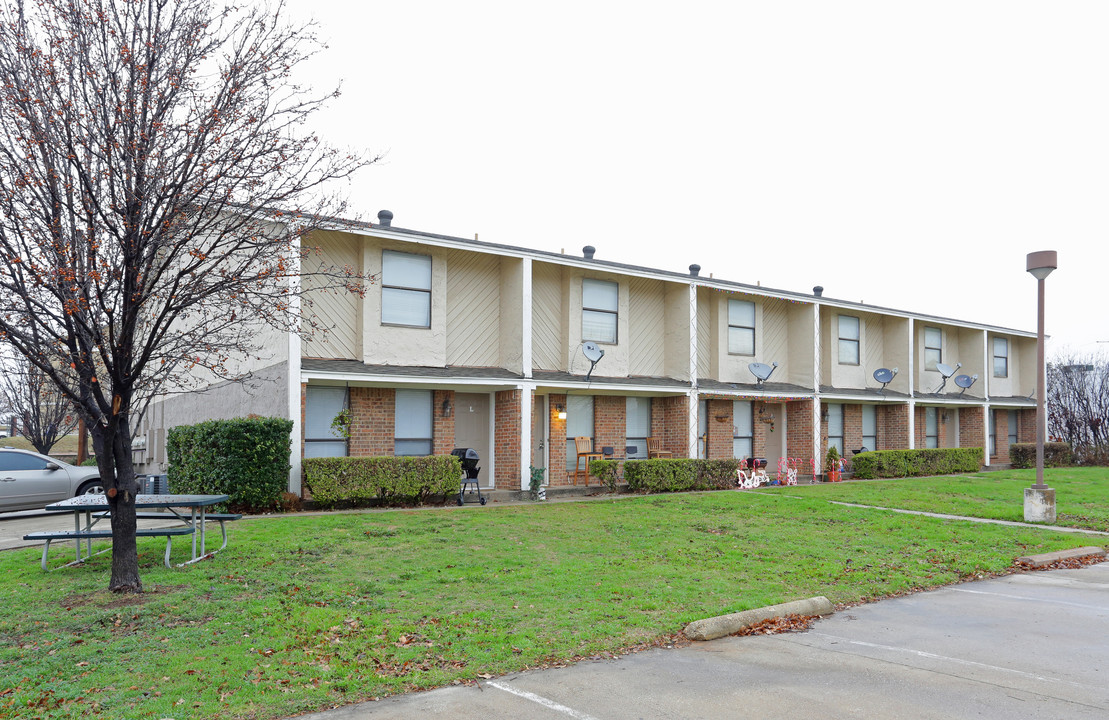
top-left (1024, 250), bottom-right (1057, 523)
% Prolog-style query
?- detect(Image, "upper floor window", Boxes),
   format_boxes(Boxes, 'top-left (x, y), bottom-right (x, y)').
top-left (838, 315), bottom-right (860, 365)
top-left (924, 327), bottom-right (942, 371)
top-left (993, 337), bottom-right (1009, 378)
top-left (582, 278), bottom-right (618, 344)
top-left (382, 250), bottom-right (432, 327)
top-left (728, 299), bottom-right (755, 355)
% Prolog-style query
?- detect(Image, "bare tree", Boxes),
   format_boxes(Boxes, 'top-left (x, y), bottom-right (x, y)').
top-left (0, 345), bottom-right (79, 453)
top-left (1048, 352), bottom-right (1109, 464)
top-left (0, 0), bottom-right (374, 592)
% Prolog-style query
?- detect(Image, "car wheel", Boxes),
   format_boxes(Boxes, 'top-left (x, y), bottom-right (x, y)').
top-left (77, 480), bottom-right (105, 496)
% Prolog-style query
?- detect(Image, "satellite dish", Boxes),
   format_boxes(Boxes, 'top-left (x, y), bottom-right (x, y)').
top-left (582, 341), bottom-right (605, 381)
top-left (748, 362), bottom-right (779, 386)
top-left (954, 374), bottom-right (978, 395)
top-left (873, 367), bottom-right (899, 393)
top-left (934, 362), bottom-right (961, 393)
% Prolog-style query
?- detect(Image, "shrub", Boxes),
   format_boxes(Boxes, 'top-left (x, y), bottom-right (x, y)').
top-left (589, 459), bottom-right (621, 491)
top-left (303, 455), bottom-right (461, 507)
top-left (851, 447), bottom-right (982, 479)
top-left (1009, 442), bottom-right (1073, 469)
top-left (166, 416), bottom-right (293, 511)
top-left (621, 458), bottom-right (740, 493)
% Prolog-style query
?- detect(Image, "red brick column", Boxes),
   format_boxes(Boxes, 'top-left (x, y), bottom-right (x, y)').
top-left (878, 404), bottom-right (908, 450)
top-left (959, 406), bottom-right (984, 451)
top-left (494, 390), bottom-right (521, 489)
top-left (549, 393), bottom-right (569, 486)
top-left (786, 399), bottom-right (814, 466)
top-left (844, 404), bottom-right (862, 454)
top-left (706, 398), bottom-right (733, 459)
top-left (1018, 409), bottom-right (1036, 443)
top-left (653, 395), bottom-right (689, 458)
top-left (349, 387), bottom-right (395, 456)
top-left (433, 390), bottom-right (455, 456)
top-left (594, 395), bottom-right (625, 458)
top-left (914, 406), bottom-right (927, 448)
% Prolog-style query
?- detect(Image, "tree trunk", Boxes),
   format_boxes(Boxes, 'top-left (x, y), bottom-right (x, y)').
top-left (92, 428), bottom-right (143, 593)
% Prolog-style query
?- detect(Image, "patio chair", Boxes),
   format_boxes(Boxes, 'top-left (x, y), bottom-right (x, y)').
top-left (573, 436), bottom-right (603, 485)
top-left (647, 437), bottom-right (672, 459)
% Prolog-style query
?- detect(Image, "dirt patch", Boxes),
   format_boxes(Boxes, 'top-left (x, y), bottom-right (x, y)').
top-left (59, 583), bottom-right (190, 610)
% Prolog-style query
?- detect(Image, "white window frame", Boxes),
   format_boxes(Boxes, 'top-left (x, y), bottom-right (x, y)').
top-left (382, 250), bottom-right (432, 328)
top-left (924, 327), bottom-right (942, 372)
top-left (838, 316), bottom-right (860, 366)
top-left (728, 299), bottom-right (756, 356)
top-left (582, 278), bottom-right (618, 344)
top-left (989, 409), bottom-right (998, 456)
top-left (395, 389), bottom-right (433, 456)
top-left (733, 400), bottom-right (753, 459)
top-left (565, 395), bottom-right (595, 469)
top-left (861, 404), bottom-right (877, 451)
top-left (305, 386), bottom-right (349, 458)
top-left (1008, 409), bottom-right (1019, 448)
top-left (626, 397), bottom-right (651, 459)
top-left (993, 337), bottom-right (1009, 378)
top-left (925, 407), bottom-right (939, 448)
top-left (826, 403), bottom-right (844, 454)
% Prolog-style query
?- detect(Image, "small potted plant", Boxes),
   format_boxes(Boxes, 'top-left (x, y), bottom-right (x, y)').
top-left (825, 445), bottom-right (842, 482)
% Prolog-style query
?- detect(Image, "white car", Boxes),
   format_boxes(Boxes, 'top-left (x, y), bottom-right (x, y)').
top-left (0, 448), bottom-right (103, 512)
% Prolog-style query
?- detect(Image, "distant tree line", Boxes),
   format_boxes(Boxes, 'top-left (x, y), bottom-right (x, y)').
top-left (1048, 353), bottom-right (1108, 465)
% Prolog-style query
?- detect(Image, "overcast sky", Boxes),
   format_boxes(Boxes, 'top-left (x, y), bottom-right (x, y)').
top-left (284, 0), bottom-right (1107, 357)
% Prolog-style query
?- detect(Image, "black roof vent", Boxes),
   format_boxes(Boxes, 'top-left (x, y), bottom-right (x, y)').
top-left (813, 286), bottom-right (824, 297)
top-left (689, 264), bottom-right (701, 277)
top-left (377, 209), bottom-right (393, 227)
top-left (583, 246), bottom-right (596, 260)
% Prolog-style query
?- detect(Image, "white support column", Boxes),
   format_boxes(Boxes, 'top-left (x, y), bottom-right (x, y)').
top-left (983, 403), bottom-right (993, 468)
top-left (519, 383), bottom-right (532, 490)
top-left (688, 282), bottom-right (699, 457)
top-left (907, 318), bottom-right (916, 449)
top-left (522, 258), bottom-right (533, 380)
top-left (287, 230), bottom-right (304, 494)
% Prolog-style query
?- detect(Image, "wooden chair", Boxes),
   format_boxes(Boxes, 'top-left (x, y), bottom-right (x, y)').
top-left (573, 436), bottom-right (603, 485)
top-left (647, 437), bottom-right (672, 459)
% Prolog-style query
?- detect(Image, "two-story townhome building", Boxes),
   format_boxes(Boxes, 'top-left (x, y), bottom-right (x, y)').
top-left (133, 211), bottom-right (1039, 493)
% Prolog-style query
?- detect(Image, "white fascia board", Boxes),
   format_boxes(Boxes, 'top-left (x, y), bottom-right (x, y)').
top-left (537, 380), bottom-right (690, 395)
top-left (301, 371), bottom-right (520, 392)
top-left (698, 388), bottom-right (817, 401)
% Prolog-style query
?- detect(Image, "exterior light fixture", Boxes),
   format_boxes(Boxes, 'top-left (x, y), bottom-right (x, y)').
top-left (556, 404), bottom-right (567, 420)
top-left (1024, 250), bottom-right (1057, 522)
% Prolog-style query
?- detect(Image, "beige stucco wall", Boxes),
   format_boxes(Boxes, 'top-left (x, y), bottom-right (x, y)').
top-left (499, 258), bottom-right (525, 374)
top-left (531, 262), bottom-right (563, 371)
top-left (664, 283), bottom-right (692, 381)
top-left (628, 277), bottom-right (667, 377)
top-left (787, 302), bottom-right (816, 388)
top-left (362, 237), bottom-right (447, 366)
top-left (302, 230), bottom-right (362, 360)
top-left (563, 271), bottom-right (630, 376)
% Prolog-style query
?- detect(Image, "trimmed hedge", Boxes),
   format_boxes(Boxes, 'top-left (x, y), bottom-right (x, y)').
top-left (1009, 442), bottom-right (1073, 469)
top-left (303, 455), bottom-right (461, 507)
top-left (609, 458), bottom-right (741, 494)
top-left (166, 416), bottom-right (293, 511)
top-left (851, 447), bottom-right (982, 479)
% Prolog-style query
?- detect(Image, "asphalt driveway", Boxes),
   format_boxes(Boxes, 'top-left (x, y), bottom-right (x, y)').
top-left (297, 561), bottom-right (1109, 719)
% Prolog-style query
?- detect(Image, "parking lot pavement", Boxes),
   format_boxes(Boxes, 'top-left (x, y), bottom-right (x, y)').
top-left (295, 562), bottom-right (1109, 720)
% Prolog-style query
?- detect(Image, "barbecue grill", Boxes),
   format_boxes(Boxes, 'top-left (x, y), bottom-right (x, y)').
top-left (451, 447), bottom-right (486, 506)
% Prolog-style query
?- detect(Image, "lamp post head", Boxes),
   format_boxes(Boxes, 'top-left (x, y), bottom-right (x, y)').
top-left (1026, 250), bottom-right (1058, 280)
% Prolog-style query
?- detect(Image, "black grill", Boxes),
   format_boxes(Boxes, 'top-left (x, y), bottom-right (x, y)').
top-left (451, 448), bottom-right (486, 506)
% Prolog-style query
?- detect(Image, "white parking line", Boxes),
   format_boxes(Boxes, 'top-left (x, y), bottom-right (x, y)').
top-left (809, 633), bottom-right (1087, 689)
top-left (949, 586), bottom-right (1109, 611)
top-left (486, 680), bottom-right (602, 720)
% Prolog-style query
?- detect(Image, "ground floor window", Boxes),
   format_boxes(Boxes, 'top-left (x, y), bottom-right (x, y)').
top-left (395, 389), bottom-right (432, 456)
top-left (733, 400), bottom-right (753, 459)
top-left (305, 386), bottom-right (348, 458)
top-left (626, 397), bottom-right (651, 459)
top-left (1008, 410), bottom-right (1018, 447)
top-left (826, 403), bottom-right (844, 455)
top-left (862, 405), bottom-right (877, 451)
top-left (565, 395), bottom-right (595, 469)
top-left (925, 407), bottom-right (938, 449)
top-left (990, 410), bottom-right (998, 456)
top-left (698, 400), bottom-right (707, 459)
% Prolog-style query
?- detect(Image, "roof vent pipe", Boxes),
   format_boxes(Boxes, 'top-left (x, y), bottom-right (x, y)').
top-left (813, 286), bottom-right (824, 297)
top-left (377, 209), bottom-right (393, 227)
top-left (583, 246), bottom-right (596, 260)
top-left (689, 264), bottom-right (701, 277)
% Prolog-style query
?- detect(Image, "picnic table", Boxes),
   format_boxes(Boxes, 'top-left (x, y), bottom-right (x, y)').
top-left (25, 494), bottom-right (237, 570)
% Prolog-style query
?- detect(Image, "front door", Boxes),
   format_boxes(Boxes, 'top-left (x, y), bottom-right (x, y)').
top-left (762, 403), bottom-right (784, 475)
top-left (454, 393), bottom-right (491, 487)
top-left (532, 395), bottom-right (547, 486)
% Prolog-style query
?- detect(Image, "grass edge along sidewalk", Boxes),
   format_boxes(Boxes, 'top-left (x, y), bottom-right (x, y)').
top-left (1, 478), bottom-right (1105, 720)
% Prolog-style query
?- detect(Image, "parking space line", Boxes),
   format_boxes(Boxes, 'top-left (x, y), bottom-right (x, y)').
top-left (809, 633), bottom-right (1086, 688)
top-left (486, 680), bottom-right (602, 720)
top-left (949, 586), bottom-right (1109, 611)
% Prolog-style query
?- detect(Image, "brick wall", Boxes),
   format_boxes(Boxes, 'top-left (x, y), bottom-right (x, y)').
top-left (653, 395), bottom-right (689, 458)
top-left (494, 390), bottom-right (521, 488)
top-left (349, 387), bottom-right (395, 456)
top-left (433, 389), bottom-right (455, 456)
top-left (549, 393), bottom-right (568, 486)
top-left (959, 406), bottom-right (984, 451)
top-left (878, 404), bottom-right (908, 450)
top-left (706, 398), bottom-right (733, 459)
top-left (1018, 409), bottom-right (1036, 443)
top-left (844, 404), bottom-right (863, 454)
top-left (595, 395), bottom-right (626, 459)
top-left (786, 399), bottom-right (813, 465)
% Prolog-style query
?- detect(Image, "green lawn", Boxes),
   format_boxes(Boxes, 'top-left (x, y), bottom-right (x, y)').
top-left (0, 472), bottom-right (1103, 719)
top-left (781, 467), bottom-right (1109, 532)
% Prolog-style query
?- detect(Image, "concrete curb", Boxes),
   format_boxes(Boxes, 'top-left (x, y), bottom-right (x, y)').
top-left (1017, 545), bottom-right (1106, 568)
top-left (684, 596), bottom-right (835, 641)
